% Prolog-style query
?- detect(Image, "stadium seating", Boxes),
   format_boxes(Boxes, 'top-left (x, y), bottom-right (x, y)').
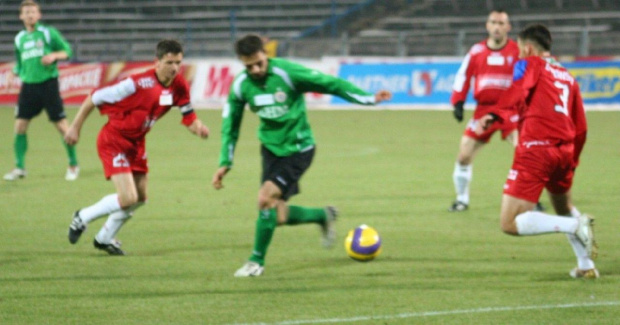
top-left (1, 0), bottom-right (619, 61)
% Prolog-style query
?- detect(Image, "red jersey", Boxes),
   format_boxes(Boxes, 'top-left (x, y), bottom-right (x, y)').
top-left (451, 39), bottom-right (519, 116)
top-left (492, 56), bottom-right (588, 165)
top-left (91, 68), bottom-right (196, 140)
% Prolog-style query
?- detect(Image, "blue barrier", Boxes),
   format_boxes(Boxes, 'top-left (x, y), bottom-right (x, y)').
top-left (332, 60), bottom-right (620, 107)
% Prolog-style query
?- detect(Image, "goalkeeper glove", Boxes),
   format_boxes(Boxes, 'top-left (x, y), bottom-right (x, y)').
top-left (453, 101), bottom-right (464, 122)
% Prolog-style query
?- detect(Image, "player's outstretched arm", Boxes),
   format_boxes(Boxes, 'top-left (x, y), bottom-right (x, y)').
top-left (65, 95), bottom-right (96, 145)
top-left (187, 119), bottom-right (210, 139)
top-left (212, 166), bottom-right (230, 190)
top-left (374, 90), bottom-right (392, 104)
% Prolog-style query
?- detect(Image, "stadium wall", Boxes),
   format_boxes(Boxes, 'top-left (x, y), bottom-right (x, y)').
top-left (1, 57), bottom-right (619, 110)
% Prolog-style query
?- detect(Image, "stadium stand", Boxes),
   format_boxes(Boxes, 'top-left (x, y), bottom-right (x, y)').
top-left (1, 0), bottom-right (619, 61)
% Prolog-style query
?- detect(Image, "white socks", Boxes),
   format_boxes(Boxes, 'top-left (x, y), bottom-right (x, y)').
top-left (565, 206), bottom-right (595, 270)
top-left (515, 211), bottom-right (578, 235)
top-left (453, 162), bottom-right (472, 204)
top-left (95, 201), bottom-right (144, 244)
top-left (515, 208), bottom-right (595, 270)
top-left (79, 194), bottom-right (122, 224)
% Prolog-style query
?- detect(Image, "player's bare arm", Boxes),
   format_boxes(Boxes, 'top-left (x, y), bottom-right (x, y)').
top-left (374, 90), bottom-right (392, 103)
top-left (65, 95), bottom-right (96, 145)
top-left (41, 51), bottom-right (69, 65)
top-left (212, 167), bottom-right (230, 190)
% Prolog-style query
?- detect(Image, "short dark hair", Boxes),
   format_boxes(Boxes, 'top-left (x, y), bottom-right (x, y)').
top-left (518, 24), bottom-right (552, 51)
top-left (156, 39), bottom-right (183, 59)
top-left (235, 34), bottom-right (264, 56)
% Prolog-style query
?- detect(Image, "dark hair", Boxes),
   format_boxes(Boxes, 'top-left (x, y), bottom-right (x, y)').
top-left (235, 34), bottom-right (264, 56)
top-left (156, 39), bottom-right (183, 59)
top-left (518, 24), bottom-right (552, 51)
top-left (489, 9), bottom-right (507, 15)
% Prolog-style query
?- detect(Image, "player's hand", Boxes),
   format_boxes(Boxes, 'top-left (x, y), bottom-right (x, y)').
top-left (195, 125), bottom-right (210, 139)
top-left (64, 126), bottom-right (80, 145)
top-left (41, 54), bottom-right (57, 66)
top-left (453, 101), bottom-right (464, 122)
top-left (374, 90), bottom-right (392, 104)
top-left (212, 167), bottom-right (229, 190)
top-left (475, 114), bottom-right (496, 135)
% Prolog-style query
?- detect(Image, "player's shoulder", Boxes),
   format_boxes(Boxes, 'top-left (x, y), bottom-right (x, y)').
top-left (505, 39), bottom-right (520, 53)
top-left (468, 40), bottom-right (488, 56)
top-left (171, 72), bottom-right (190, 89)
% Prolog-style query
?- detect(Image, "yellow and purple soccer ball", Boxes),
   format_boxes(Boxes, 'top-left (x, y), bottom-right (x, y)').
top-left (345, 224), bottom-right (382, 261)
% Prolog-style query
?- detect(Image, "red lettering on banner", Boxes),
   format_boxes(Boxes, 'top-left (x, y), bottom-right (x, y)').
top-left (204, 66), bottom-right (234, 97)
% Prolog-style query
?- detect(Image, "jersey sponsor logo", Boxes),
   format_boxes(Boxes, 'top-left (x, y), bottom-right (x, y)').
top-left (522, 140), bottom-right (551, 148)
top-left (478, 75), bottom-right (512, 89)
top-left (137, 77), bottom-right (155, 88)
top-left (159, 91), bottom-right (173, 106)
top-left (507, 169), bottom-right (518, 181)
top-left (254, 94), bottom-right (275, 106)
top-left (21, 48), bottom-right (44, 60)
top-left (256, 105), bottom-right (289, 119)
top-left (23, 40), bottom-right (35, 50)
top-left (112, 153), bottom-right (130, 168)
top-left (487, 55), bottom-right (505, 66)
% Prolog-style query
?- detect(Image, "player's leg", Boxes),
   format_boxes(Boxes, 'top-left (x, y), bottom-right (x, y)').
top-left (68, 172), bottom-right (138, 243)
top-left (4, 119), bottom-right (30, 180)
top-left (94, 173), bottom-right (147, 254)
top-left (4, 82), bottom-right (40, 180)
top-left (234, 180), bottom-right (281, 277)
top-left (45, 78), bottom-right (79, 181)
top-left (450, 134), bottom-right (485, 211)
top-left (547, 191), bottom-right (598, 278)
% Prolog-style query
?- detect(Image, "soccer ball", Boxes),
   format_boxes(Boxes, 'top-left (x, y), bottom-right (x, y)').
top-left (345, 224), bottom-right (382, 261)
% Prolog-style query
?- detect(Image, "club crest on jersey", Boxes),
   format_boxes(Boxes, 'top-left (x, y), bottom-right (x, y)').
top-left (137, 77), bottom-right (155, 88)
top-left (274, 91), bottom-right (287, 103)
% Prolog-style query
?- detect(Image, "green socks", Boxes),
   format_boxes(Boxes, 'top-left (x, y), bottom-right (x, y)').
top-left (61, 136), bottom-right (78, 167)
top-left (249, 209), bottom-right (277, 266)
top-left (286, 205), bottom-right (327, 225)
top-left (14, 133), bottom-right (27, 169)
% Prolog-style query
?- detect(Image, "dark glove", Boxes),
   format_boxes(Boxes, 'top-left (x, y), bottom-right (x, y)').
top-left (453, 101), bottom-right (464, 122)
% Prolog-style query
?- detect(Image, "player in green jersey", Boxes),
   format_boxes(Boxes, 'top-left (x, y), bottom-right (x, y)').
top-left (212, 34), bottom-right (392, 277)
top-left (4, 0), bottom-right (79, 181)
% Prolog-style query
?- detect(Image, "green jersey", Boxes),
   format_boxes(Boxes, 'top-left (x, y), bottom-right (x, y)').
top-left (219, 58), bottom-right (376, 168)
top-left (13, 22), bottom-right (73, 84)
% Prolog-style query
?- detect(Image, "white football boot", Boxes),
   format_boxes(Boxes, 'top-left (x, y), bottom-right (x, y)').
top-left (321, 206), bottom-right (338, 248)
top-left (569, 267), bottom-right (600, 279)
top-left (234, 261), bottom-right (264, 277)
top-left (575, 214), bottom-right (598, 260)
top-left (3, 168), bottom-right (26, 181)
top-left (65, 166), bottom-right (80, 181)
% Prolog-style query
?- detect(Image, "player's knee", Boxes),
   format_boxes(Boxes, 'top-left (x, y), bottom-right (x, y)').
top-left (118, 192), bottom-right (139, 209)
top-left (500, 219), bottom-right (518, 235)
top-left (257, 195), bottom-right (274, 210)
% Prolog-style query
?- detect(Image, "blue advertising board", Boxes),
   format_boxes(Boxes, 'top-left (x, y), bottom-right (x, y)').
top-left (332, 60), bottom-right (620, 107)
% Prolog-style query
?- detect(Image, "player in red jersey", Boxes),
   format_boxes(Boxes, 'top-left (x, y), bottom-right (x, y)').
top-left (449, 10), bottom-right (520, 212)
top-left (63, 40), bottom-right (210, 255)
top-left (476, 24), bottom-right (598, 278)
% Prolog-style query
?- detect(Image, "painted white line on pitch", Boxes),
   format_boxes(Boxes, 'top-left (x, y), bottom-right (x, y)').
top-left (229, 301), bottom-right (620, 325)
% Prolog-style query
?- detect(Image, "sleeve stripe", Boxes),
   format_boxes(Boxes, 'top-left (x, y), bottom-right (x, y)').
top-left (92, 78), bottom-right (136, 106)
top-left (273, 67), bottom-right (296, 91)
top-left (346, 92), bottom-right (375, 104)
top-left (452, 53), bottom-right (471, 92)
top-left (233, 74), bottom-right (247, 100)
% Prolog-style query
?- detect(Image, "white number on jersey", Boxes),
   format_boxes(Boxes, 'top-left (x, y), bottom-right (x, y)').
top-left (554, 81), bottom-right (569, 116)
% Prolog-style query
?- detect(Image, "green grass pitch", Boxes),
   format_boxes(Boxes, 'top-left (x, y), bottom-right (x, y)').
top-left (1, 107), bottom-right (619, 324)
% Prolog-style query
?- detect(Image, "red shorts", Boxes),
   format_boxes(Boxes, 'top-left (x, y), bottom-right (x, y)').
top-left (503, 143), bottom-right (575, 203)
top-left (97, 128), bottom-right (148, 179)
top-left (464, 116), bottom-right (518, 143)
